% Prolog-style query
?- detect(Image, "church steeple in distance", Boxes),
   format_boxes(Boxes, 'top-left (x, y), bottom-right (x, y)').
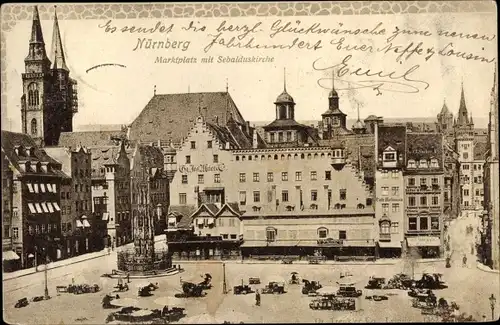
top-left (51, 6), bottom-right (69, 71)
top-left (457, 81), bottom-right (470, 126)
top-left (328, 69), bottom-right (339, 110)
top-left (25, 6), bottom-right (50, 68)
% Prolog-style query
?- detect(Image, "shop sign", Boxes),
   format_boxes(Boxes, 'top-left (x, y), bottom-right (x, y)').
top-left (178, 163), bottom-right (226, 174)
top-left (375, 197), bottom-right (403, 202)
top-left (317, 238), bottom-right (344, 246)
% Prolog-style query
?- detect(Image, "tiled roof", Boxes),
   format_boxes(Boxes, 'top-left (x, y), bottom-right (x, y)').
top-left (88, 146), bottom-right (121, 178)
top-left (1, 131), bottom-right (62, 176)
top-left (406, 133), bottom-right (444, 171)
top-left (59, 131), bottom-right (126, 148)
top-left (168, 205), bottom-right (197, 230)
top-left (473, 141), bottom-right (488, 160)
top-left (378, 125), bottom-right (406, 166)
top-left (263, 119), bottom-right (309, 129)
top-left (206, 123), bottom-right (240, 149)
top-left (128, 92), bottom-right (246, 144)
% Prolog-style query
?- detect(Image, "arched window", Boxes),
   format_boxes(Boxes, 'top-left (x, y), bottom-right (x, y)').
top-left (27, 83), bottom-right (39, 106)
top-left (317, 227), bottom-right (328, 239)
top-left (30, 119), bottom-right (37, 136)
top-left (334, 203), bottom-right (341, 209)
top-left (357, 203), bottom-right (365, 209)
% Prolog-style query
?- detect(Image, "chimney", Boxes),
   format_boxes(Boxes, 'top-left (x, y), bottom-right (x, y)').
top-left (157, 139), bottom-right (161, 147)
top-left (215, 115), bottom-right (219, 125)
top-left (253, 130), bottom-right (258, 148)
top-left (246, 121), bottom-right (251, 134)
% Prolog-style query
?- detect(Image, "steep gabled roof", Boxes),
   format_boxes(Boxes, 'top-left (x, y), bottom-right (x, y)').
top-left (59, 131), bottom-right (126, 148)
top-left (168, 205), bottom-right (197, 230)
top-left (1, 131), bottom-right (64, 177)
top-left (190, 203), bottom-right (219, 218)
top-left (406, 133), bottom-right (444, 171)
top-left (378, 125), bottom-right (406, 159)
top-left (215, 202), bottom-right (242, 217)
top-left (128, 92), bottom-right (246, 144)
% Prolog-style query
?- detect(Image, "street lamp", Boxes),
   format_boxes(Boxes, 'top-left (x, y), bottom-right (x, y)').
top-left (489, 294), bottom-right (496, 320)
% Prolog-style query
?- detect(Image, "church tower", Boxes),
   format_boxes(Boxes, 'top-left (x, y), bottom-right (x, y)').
top-left (454, 83), bottom-right (475, 212)
top-left (437, 100), bottom-right (454, 134)
top-left (20, 6), bottom-right (78, 147)
top-left (320, 71), bottom-right (351, 139)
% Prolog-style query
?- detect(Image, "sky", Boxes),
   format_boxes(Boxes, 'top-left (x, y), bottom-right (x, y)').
top-left (3, 10), bottom-right (497, 132)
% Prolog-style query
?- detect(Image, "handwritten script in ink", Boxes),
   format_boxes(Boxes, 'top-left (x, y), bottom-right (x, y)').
top-left (96, 18), bottom-right (496, 95)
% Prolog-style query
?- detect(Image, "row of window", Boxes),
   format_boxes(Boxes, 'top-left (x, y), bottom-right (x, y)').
top-left (235, 152), bottom-right (335, 162)
top-left (381, 203), bottom-right (400, 213)
top-left (237, 189), bottom-right (348, 204)
top-left (379, 170), bottom-right (400, 178)
top-left (3, 226), bottom-right (18, 238)
top-left (408, 216), bottom-right (440, 231)
top-left (408, 196), bottom-right (440, 206)
top-left (379, 222), bottom-right (400, 234)
top-left (73, 169), bottom-right (91, 178)
top-left (240, 171), bottom-right (330, 183)
top-left (27, 223), bottom-right (60, 235)
top-left (267, 228), bottom-right (347, 242)
top-left (269, 131), bottom-right (294, 143)
top-left (408, 177), bottom-right (440, 186)
top-left (407, 159), bottom-right (440, 169)
top-left (463, 189), bottom-right (485, 196)
top-left (189, 140), bottom-right (214, 150)
top-left (380, 187), bottom-right (400, 196)
top-left (73, 184), bottom-right (91, 193)
top-left (185, 154), bottom-right (218, 164)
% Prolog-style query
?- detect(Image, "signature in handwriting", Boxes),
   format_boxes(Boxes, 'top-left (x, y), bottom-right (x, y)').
top-left (312, 55), bottom-right (430, 95)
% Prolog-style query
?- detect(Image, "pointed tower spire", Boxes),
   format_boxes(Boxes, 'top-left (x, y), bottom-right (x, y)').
top-left (357, 103), bottom-right (361, 121)
top-left (154, 85), bottom-right (156, 95)
top-left (329, 69), bottom-right (339, 98)
top-left (226, 78), bottom-right (229, 93)
top-left (457, 81), bottom-right (469, 126)
top-left (30, 6), bottom-right (45, 44)
top-left (51, 6), bottom-right (69, 71)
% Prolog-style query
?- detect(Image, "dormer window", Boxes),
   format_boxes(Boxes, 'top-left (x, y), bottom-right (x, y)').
top-left (407, 160), bottom-right (416, 168)
top-left (333, 117), bottom-right (340, 126)
top-left (419, 160), bottom-right (428, 168)
top-left (14, 145), bottom-right (20, 156)
top-left (430, 159), bottom-right (439, 168)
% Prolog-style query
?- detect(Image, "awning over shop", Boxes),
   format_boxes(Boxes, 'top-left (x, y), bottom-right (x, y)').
top-left (33, 183), bottom-right (39, 193)
top-left (53, 202), bottom-right (61, 211)
top-left (406, 236), bottom-right (441, 247)
top-left (46, 184), bottom-right (53, 193)
top-left (28, 203), bottom-right (36, 214)
top-left (76, 220), bottom-right (83, 228)
top-left (34, 203), bottom-right (43, 213)
top-left (241, 240), bottom-right (318, 248)
top-left (52, 184), bottom-right (56, 192)
top-left (27, 183), bottom-right (34, 193)
top-left (41, 202), bottom-right (49, 213)
top-left (40, 183), bottom-right (46, 193)
top-left (342, 240), bottom-right (376, 247)
top-left (196, 219), bottom-right (204, 225)
top-left (2, 250), bottom-right (20, 261)
top-left (47, 202), bottom-right (54, 213)
top-left (82, 219), bottom-right (91, 228)
top-left (102, 212), bottom-right (109, 221)
top-left (378, 241), bottom-right (402, 248)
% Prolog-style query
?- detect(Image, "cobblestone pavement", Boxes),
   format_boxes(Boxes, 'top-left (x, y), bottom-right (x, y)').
top-left (3, 255), bottom-right (499, 324)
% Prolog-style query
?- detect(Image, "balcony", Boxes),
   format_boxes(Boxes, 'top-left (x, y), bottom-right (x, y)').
top-left (379, 233), bottom-right (391, 241)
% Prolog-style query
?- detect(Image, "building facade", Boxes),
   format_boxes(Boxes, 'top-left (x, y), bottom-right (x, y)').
top-left (89, 142), bottom-right (131, 248)
top-left (403, 133), bottom-right (445, 258)
top-left (2, 150), bottom-right (18, 270)
top-left (21, 6), bottom-right (78, 147)
top-left (1, 131), bottom-right (64, 269)
top-left (375, 125), bottom-right (406, 258)
top-left (44, 146), bottom-right (97, 258)
top-left (482, 67), bottom-right (499, 269)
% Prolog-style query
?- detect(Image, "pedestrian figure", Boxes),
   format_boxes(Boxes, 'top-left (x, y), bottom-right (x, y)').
top-left (462, 254), bottom-right (467, 267)
top-left (127, 273), bottom-right (130, 283)
top-left (255, 289), bottom-right (261, 306)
